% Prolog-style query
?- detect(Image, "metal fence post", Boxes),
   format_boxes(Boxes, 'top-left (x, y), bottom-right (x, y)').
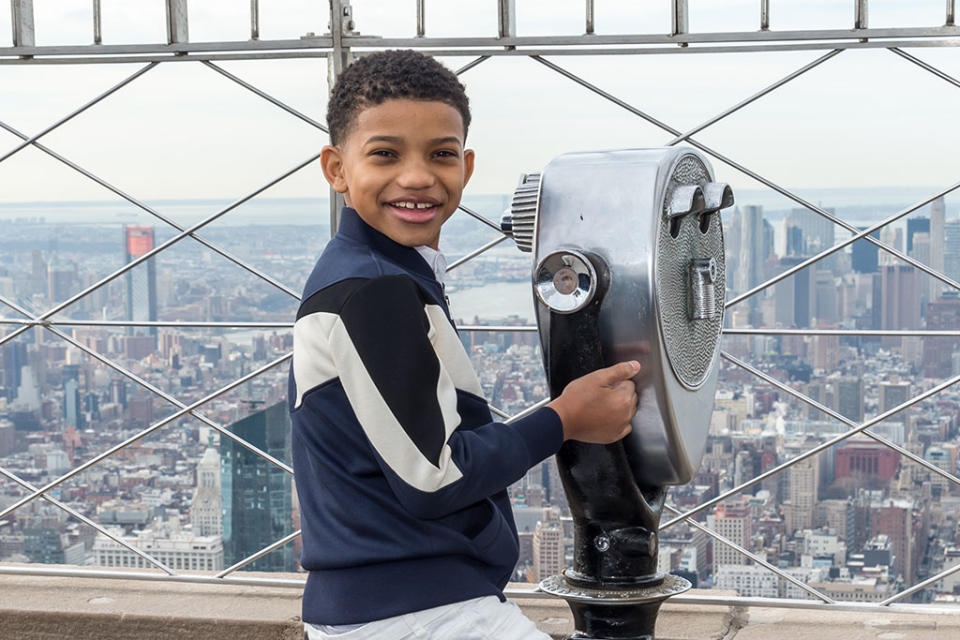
top-left (856, 0), bottom-right (869, 31)
top-left (949, 0), bottom-right (956, 26)
top-left (498, 0), bottom-right (516, 39)
top-left (250, 0), bottom-right (260, 40)
top-left (11, 0), bottom-right (35, 49)
top-left (93, 0), bottom-right (102, 44)
top-left (761, 0), bottom-right (770, 31)
top-left (165, 0), bottom-right (189, 45)
top-left (672, 0), bottom-right (688, 46)
top-left (328, 0), bottom-right (353, 235)
top-left (585, 0), bottom-right (595, 35)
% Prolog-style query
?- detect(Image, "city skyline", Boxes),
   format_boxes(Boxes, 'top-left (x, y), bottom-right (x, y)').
top-left (2, 189), bottom-right (960, 602)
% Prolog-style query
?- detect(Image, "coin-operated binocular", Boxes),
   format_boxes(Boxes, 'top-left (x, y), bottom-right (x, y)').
top-left (502, 148), bottom-right (733, 640)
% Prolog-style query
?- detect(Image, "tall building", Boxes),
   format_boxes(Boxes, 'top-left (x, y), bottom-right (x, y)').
top-left (879, 265), bottom-right (921, 330)
top-left (735, 205), bottom-right (767, 324)
top-left (871, 499), bottom-right (918, 585)
top-left (784, 455), bottom-right (819, 534)
top-left (774, 257), bottom-right (812, 328)
top-left (709, 496), bottom-right (752, 571)
top-left (930, 197), bottom-right (946, 302)
top-left (221, 401), bottom-right (293, 572)
top-left (946, 219), bottom-right (960, 284)
top-left (124, 226), bottom-right (158, 338)
top-left (836, 377), bottom-right (864, 423)
top-left (878, 227), bottom-right (904, 267)
top-left (907, 217), bottom-right (930, 254)
top-left (852, 227), bottom-right (880, 274)
top-left (1, 341), bottom-right (27, 402)
top-left (879, 382), bottom-right (910, 413)
top-left (925, 447), bottom-right (951, 496)
top-left (190, 447), bottom-right (223, 537)
top-left (813, 269), bottom-right (838, 325)
top-left (47, 259), bottom-right (78, 303)
top-left (532, 519), bottom-right (564, 582)
top-left (62, 364), bottom-right (82, 430)
top-left (30, 249), bottom-right (47, 296)
top-left (923, 291), bottom-right (960, 379)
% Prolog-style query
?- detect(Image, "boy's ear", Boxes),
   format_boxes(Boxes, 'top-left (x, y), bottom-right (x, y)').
top-left (320, 145), bottom-right (348, 193)
top-left (463, 148), bottom-right (476, 186)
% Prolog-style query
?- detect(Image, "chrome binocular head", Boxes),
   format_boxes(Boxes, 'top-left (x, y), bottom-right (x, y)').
top-left (504, 147), bottom-right (733, 486)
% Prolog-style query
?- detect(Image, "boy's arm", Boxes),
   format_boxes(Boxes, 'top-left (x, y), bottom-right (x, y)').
top-left (328, 275), bottom-right (563, 519)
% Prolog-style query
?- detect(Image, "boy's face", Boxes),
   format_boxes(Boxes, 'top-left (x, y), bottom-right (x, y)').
top-left (321, 99), bottom-right (474, 249)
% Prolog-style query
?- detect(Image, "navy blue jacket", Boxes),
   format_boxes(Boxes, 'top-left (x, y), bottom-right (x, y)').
top-left (289, 208), bottom-right (564, 625)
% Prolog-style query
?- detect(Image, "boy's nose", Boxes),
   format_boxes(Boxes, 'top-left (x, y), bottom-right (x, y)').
top-left (396, 160), bottom-right (436, 189)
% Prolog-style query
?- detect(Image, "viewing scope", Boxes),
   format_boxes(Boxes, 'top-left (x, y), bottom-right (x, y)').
top-left (502, 147), bottom-right (734, 640)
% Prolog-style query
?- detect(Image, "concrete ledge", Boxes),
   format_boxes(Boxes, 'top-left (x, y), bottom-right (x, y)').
top-left (2, 567), bottom-right (960, 639)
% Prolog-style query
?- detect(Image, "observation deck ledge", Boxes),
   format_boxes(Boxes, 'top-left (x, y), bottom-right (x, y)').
top-left (2, 565), bottom-right (960, 639)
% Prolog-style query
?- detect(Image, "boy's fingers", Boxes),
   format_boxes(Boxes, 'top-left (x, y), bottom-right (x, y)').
top-left (599, 361), bottom-right (641, 385)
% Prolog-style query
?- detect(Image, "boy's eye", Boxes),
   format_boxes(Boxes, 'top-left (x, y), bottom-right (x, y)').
top-left (433, 149), bottom-right (458, 159)
top-left (371, 149), bottom-right (397, 158)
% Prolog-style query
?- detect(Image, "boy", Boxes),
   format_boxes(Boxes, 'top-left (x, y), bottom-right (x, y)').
top-left (290, 50), bottom-right (640, 639)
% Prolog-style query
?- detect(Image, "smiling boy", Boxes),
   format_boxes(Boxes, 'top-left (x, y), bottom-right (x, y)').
top-left (290, 50), bottom-right (640, 639)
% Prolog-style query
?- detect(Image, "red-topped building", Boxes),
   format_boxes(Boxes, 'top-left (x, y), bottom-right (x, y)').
top-left (835, 440), bottom-right (901, 481)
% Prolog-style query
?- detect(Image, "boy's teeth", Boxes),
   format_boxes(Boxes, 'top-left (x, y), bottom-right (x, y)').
top-left (394, 202), bottom-right (434, 209)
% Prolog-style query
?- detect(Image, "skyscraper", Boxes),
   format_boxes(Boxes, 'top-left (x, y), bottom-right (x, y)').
top-left (879, 265), bottom-right (921, 330)
top-left (124, 226), bottom-right (158, 338)
top-left (735, 205), bottom-right (766, 324)
top-left (221, 401), bottom-right (293, 572)
top-left (930, 197), bottom-right (946, 302)
top-left (774, 257), bottom-right (812, 328)
top-left (852, 227), bottom-right (880, 274)
top-left (191, 447), bottom-right (223, 537)
top-left (532, 519), bottom-right (564, 582)
top-left (836, 377), bottom-right (864, 423)
top-left (784, 455), bottom-right (819, 534)
top-left (924, 291), bottom-right (960, 378)
top-left (1, 341), bottom-right (27, 402)
top-left (907, 217), bottom-right (930, 254)
top-left (945, 219), bottom-right (960, 284)
top-left (62, 364), bottom-right (82, 430)
top-left (709, 496), bottom-right (752, 571)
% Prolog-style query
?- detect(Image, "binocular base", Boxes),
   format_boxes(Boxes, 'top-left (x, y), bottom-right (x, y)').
top-left (540, 573), bottom-right (691, 640)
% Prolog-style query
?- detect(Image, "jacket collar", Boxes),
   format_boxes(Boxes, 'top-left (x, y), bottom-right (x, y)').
top-left (336, 207), bottom-right (436, 282)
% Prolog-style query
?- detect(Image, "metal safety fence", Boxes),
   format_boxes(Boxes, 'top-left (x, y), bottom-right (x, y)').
top-left (0, 0), bottom-right (958, 615)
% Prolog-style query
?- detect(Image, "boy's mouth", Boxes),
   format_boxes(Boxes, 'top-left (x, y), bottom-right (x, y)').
top-left (386, 200), bottom-right (441, 223)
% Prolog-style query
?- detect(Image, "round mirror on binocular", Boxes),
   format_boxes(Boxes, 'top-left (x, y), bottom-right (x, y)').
top-left (502, 148), bottom-right (733, 486)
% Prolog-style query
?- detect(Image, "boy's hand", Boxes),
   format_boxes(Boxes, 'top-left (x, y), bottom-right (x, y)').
top-left (548, 361), bottom-right (641, 444)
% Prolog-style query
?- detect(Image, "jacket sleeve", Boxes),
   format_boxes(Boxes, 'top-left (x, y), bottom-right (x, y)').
top-left (328, 274), bottom-right (564, 519)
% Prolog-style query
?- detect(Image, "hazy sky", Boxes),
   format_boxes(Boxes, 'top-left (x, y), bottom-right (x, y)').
top-left (0, 1), bottom-right (958, 205)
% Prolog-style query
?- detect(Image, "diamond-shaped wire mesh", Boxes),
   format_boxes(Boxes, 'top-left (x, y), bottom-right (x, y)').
top-left (1, 0), bottom-right (960, 610)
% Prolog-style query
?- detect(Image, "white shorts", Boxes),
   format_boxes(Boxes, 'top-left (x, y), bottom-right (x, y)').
top-left (303, 595), bottom-right (551, 640)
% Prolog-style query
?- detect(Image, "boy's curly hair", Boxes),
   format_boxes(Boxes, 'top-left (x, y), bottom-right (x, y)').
top-left (327, 50), bottom-right (471, 146)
